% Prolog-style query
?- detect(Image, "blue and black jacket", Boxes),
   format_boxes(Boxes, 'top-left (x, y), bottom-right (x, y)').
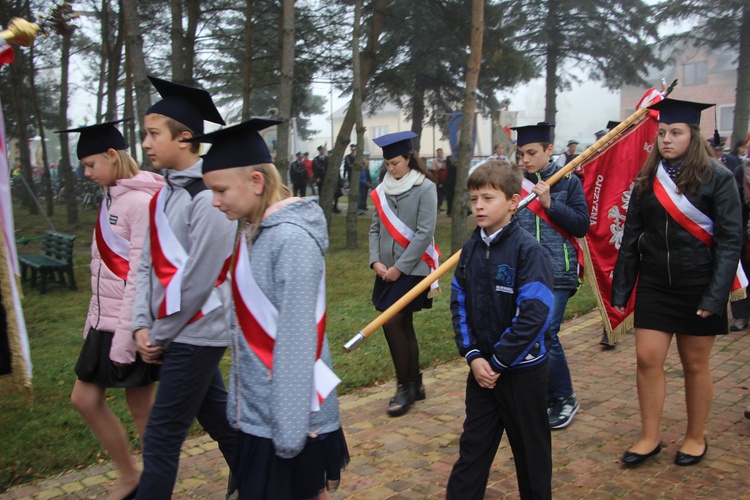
top-left (515, 161), bottom-right (589, 290)
top-left (451, 219), bottom-right (554, 373)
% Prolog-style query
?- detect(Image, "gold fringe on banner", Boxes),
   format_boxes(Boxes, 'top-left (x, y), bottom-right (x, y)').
top-left (581, 238), bottom-right (632, 346)
top-left (730, 287), bottom-right (747, 302)
top-left (0, 227), bottom-right (32, 400)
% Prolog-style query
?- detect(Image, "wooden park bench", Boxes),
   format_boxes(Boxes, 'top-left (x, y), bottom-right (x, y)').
top-left (19, 230), bottom-right (77, 294)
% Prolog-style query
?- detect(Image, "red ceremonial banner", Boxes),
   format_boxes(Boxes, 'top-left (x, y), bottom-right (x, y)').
top-left (578, 108), bottom-right (659, 343)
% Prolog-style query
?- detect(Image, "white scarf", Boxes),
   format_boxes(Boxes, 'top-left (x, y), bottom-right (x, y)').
top-left (381, 169), bottom-right (425, 196)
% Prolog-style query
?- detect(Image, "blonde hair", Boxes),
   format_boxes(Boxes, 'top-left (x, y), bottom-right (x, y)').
top-left (243, 163), bottom-right (292, 236)
top-left (110, 150), bottom-right (139, 181)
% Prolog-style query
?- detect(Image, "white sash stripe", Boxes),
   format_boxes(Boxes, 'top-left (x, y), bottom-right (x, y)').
top-left (373, 185), bottom-right (439, 290)
top-left (235, 230), bottom-right (338, 412)
top-left (375, 185), bottom-right (416, 240)
top-left (153, 188), bottom-right (223, 317)
top-left (99, 202), bottom-right (130, 260)
top-left (655, 165), bottom-right (714, 235)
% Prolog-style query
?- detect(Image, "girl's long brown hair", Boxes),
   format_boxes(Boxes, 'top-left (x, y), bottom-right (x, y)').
top-left (637, 124), bottom-right (713, 195)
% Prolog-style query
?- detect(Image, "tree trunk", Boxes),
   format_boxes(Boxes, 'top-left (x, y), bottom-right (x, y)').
top-left (105, 3), bottom-right (124, 121)
top-left (733, 2), bottom-right (750, 146)
top-left (276, 0), bottom-right (294, 184)
top-left (96, 0), bottom-right (110, 121)
top-left (7, 50), bottom-right (36, 214)
top-left (321, 0), bottom-right (389, 229)
top-left (121, 0), bottom-right (151, 165)
top-left (450, 0), bottom-right (483, 253)
top-left (346, 0), bottom-right (365, 250)
top-left (60, 31), bottom-right (77, 224)
top-left (410, 82), bottom-right (426, 155)
top-left (27, 43), bottom-right (53, 216)
top-left (543, 2), bottom-right (560, 139)
top-left (123, 41), bottom-right (137, 158)
top-left (241, 0), bottom-right (254, 119)
top-left (170, 0), bottom-right (199, 85)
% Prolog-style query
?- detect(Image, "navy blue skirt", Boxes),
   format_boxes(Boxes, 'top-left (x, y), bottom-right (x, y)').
top-left (372, 274), bottom-right (432, 313)
top-left (232, 427), bottom-right (349, 499)
top-left (634, 280), bottom-right (728, 336)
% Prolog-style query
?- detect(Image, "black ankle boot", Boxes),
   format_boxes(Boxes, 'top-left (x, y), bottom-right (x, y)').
top-left (410, 374), bottom-right (426, 401)
top-left (388, 383), bottom-right (413, 417)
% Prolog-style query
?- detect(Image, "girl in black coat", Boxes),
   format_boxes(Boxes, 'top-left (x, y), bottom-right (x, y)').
top-left (612, 99), bottom-right (742, 467)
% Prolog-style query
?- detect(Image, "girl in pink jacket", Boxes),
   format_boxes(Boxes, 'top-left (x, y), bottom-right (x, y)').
top-left (62, 120), bottom-right (164, 500)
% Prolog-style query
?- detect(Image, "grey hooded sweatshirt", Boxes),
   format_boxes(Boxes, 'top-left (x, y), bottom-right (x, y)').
top-left (132, 160), bottom-right (237, 348)
top-left (227, 197), bottom-right (341, 459)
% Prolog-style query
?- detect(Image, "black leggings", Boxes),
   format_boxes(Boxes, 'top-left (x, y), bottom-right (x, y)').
top-left (382, 311), bottom-right (420, 384)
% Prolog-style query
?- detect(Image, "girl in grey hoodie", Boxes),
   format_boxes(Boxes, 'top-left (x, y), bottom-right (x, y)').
top-left (194, 119), bottom-right (348, 500)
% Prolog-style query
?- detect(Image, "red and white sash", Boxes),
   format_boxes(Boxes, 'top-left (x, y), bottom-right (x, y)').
top-left (370, 184), bottom-right (440, 290)
top-left (148, 187), bottom-right (232, 323)
top-left (232, 231), bottom-right (340, 412)
top-left (521, 178), bottom-right (584, 278)
top-left (96, 201), bottom-right (130, 281)
top-left (653, 163), bottom-right (748, 292)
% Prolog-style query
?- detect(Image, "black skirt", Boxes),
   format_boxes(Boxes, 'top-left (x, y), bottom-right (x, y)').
top-left (232, 427), bottom-right (350, 499)
top-left (634, 280), bottom-right (728, 336)
top-left (75, 328), bottom-right (160, 388)
top-left (372, 274), bottom-right (433, 313)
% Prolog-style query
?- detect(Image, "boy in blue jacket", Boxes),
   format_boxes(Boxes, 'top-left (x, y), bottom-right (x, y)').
top-left (446, 160), bottom-right (554, 500)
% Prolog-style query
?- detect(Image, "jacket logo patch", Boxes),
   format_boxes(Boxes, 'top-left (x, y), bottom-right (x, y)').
top-left (109, 215), bottom-right (118, 225)
top-left (495, 264), bottom-right (515, 293)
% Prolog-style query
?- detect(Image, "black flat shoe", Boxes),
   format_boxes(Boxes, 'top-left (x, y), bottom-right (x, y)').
top-left (674, 439), bottom-right (707, 466)
top-left (621, 443), bottom-right (662, 466)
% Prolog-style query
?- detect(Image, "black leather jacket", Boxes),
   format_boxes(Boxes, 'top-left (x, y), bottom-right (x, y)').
top-left (612, 161), bottom-right (742, 315)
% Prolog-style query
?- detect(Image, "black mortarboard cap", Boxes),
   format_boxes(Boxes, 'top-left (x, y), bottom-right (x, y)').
top-left (373, 131), bottom-right (417, 159)
top-left (56, 118), bottom-right (131, 160)
top-left (146, 76), bottom-right (225, 135)
top-left (648, 98), bottom-right (713, 126)
top-left (184, 118), bottom-right (281, 173)
top-left (511, 122), bottom-right (555, 147)
top-left (606, 121), bottom-right (620, 130)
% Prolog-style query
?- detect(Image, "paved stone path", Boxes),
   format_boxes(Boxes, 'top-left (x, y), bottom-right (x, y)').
top-left (4, 311), bottom-right (750, 499)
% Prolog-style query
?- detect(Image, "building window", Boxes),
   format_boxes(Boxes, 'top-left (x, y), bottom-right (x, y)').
top-left (371, 125), bottom-right (389, 139)
top-left (718, 104), bottom-right (734, 133)
top-left (683, 61), bottom-right (708, 86)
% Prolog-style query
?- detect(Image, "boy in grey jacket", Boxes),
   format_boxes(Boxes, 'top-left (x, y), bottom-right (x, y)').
top-left (132, 76), bottom-right (238, 499)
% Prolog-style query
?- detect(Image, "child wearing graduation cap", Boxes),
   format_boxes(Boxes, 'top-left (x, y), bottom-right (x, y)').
top-left (369, 131), bottom-right (438, 417)
top-left (612, 99), bottom-right (742, 467)
top-left (512, 122), bottom-right (589, 431)
top-left (61, 120), bottom-right (164, 500)
top-left (131, 76), bottom-right (238, 498)
top-left (192, 119), bottom-right (348, 499)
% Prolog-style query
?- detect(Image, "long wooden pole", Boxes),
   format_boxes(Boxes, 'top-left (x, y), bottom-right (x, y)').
top-left (344, 81), bottom-right (677, 352)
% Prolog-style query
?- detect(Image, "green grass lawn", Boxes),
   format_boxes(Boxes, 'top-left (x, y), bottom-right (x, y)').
top-left (0, 201), bottom-right (595, 491)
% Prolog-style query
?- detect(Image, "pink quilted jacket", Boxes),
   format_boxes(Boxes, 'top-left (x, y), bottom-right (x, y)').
top-left (83, 170), bottom-right (164, 364)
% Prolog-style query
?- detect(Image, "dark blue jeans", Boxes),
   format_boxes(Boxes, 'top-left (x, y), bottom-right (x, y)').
top-left (547, 289), bottom-right (575, 403)
top-left (358, 184), bottom-right (369, 211)
top-left (136, 343), bottom-right (237, 499)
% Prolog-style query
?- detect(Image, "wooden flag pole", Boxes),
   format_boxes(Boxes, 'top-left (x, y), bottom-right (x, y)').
top-left (343, 80), bottom-right (677, 352)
